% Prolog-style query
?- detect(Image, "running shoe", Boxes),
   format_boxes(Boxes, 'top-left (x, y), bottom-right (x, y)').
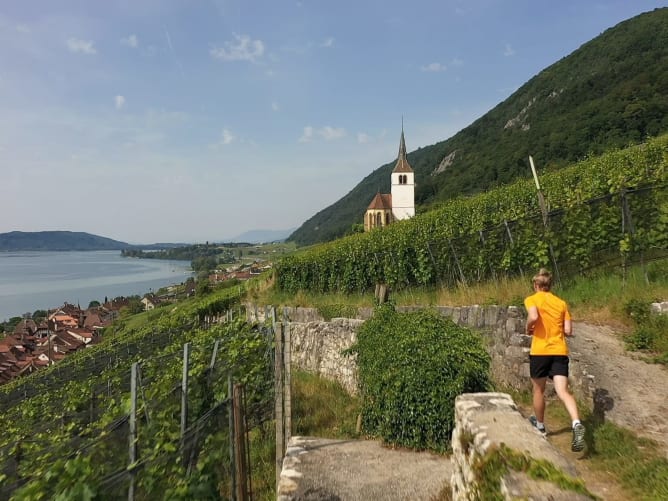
top-left (529, 415), bottom-right (547, 435)
top-left (572, 423), bottom-right (586, 452)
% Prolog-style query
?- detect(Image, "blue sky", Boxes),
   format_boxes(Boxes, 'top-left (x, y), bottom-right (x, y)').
top-left (1, 1), bottom-right (665, 244)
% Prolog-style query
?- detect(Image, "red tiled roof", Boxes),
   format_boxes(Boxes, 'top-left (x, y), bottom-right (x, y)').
top-left (367, 193), bottom-right (392, 210)
top-left (67, 328), bottom-right (93, 339)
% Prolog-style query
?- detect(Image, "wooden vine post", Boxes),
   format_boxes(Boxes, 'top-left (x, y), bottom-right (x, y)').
top-left (233, 384), bottom-right (248, 501)
top-left (529, 155), bottom-right (561, 284)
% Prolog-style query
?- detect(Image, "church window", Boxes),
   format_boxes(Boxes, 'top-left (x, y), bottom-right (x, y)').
top-left (385, 213), bottom-right (391, 225)
top-left (376, 213), bottom-right (382, 226)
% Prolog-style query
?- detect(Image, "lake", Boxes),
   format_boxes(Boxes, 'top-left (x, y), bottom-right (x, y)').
top-left (0, 251), bottom-right (193, 321)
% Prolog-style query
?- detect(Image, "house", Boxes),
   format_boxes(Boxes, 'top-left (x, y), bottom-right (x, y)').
top-left (0, 334), bottom-right (43, 383)
top-left (51, 330), bottom-right (85, 354)
top-left (364, 127), bottom-right (415, 231)
top-left (141, 294), bottom-right (161, 311)
top-left (48, 313), bottom-right (78, 331)
top-left (82, 310), bottom-right (110, 331)
top-left (66, 328), bottom-right (94, 345)
top-left (13, 318), bottom-right (37, 338)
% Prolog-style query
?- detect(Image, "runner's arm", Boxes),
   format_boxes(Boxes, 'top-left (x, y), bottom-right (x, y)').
top-left (564, 319), bottom-right (573, 337)
top-left (526, 306), bottom-right (539, 335)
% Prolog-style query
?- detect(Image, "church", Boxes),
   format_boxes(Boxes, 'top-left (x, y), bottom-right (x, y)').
top-left (363, 128), bottom-right (415, 231)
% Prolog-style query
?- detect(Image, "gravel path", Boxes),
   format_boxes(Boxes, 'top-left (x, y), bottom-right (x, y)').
top-left (569, 322), bottom-right (668, 456)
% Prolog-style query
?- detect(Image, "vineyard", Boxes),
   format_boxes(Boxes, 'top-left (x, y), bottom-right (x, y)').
top-left (0, 285), bottom-right (275, 500)
top-left (276, 135), bottom-right (668, 293)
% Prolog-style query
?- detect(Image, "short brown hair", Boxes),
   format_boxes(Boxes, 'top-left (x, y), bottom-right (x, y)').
top-left (532, 268), bottom-right (552, 291)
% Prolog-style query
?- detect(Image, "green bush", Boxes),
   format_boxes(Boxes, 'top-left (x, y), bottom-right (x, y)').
top-left (351, 304), bottom-right (491, 451)
top-left (623, 299), bottom-right (652, 324)
top-left (624, 300), bottom-right (668, 363)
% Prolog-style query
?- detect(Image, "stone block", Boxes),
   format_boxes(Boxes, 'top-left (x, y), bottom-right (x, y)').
top-left (451, 393), bottom-right (583, 501)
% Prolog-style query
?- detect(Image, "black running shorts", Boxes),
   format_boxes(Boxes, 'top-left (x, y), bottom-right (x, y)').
top-left (529, 355), bottom-right (569, 379)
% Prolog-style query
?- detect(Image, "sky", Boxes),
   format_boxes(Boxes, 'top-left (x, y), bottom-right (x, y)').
top-left (1, 1), bottom-right (666, 244)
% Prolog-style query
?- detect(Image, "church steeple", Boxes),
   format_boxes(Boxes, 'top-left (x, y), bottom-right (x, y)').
top-left (364, 122), bottom-right (415, 231)
top-left (392, 123), bottom-right (413, 174)
top-left (390, 123), bottom-right (415, 220)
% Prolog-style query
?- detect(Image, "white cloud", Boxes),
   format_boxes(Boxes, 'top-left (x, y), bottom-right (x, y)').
top-left (220, 128), bottom-right (235, 145)
top-left (66, 38), bottom-right (97, 54)
top-left (503, 44), bottom-right (515, 57)
top-left (451, 57), bottom-right (464, 66)
top-left (115, 95), bottom-right (125, 110)
top-left (271, 102), bottom-right (280, 112)
top-left (121, 34), bottom-right (138, 48)
top-left (298, 126), bottom-right (313, 143)
top-left (357, 132), bottom-right (370, 144)
top-left (299, 125), bottom-right (346, 142)
top-left (210, 34), bottom-right (265, 62)
top-left (16, 24), bottom-right (30, 34)
top-left (319, 126), bottom-right (345, 140)
top-left (321, 37), bottom-right (334, 48)
top-left (421, 62), bottom-right (446, 72)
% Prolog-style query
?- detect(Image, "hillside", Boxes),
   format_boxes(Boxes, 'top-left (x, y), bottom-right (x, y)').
top-left (289, 7), bottom-right (668, 246)
top-left (0, 231), bottom-right (132, 251)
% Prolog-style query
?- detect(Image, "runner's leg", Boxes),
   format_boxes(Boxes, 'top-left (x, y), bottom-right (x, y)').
top-left (531, 377), bottom-right (547, 422)
top-left (553, 375), bottom-right (580, 422)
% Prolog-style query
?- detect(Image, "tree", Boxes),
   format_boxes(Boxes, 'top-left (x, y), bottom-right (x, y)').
top-left (32, 309), bottom-right (48, 320)
top-left (88, 300), bottom-right (101, 308)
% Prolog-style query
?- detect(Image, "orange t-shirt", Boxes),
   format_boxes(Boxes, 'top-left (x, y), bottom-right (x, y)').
top-left (524, 291), bottom-right (572, 355)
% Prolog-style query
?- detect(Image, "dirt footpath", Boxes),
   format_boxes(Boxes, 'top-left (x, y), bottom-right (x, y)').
top-left (569, 322), bottom-right (668, 456)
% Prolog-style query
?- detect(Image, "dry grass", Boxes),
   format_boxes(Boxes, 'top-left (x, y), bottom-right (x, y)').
top-left (251, 260), bottom-right (668, 327)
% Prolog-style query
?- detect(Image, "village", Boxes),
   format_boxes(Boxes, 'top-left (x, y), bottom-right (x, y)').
top-left (0, 259), bottom-right (273, 385)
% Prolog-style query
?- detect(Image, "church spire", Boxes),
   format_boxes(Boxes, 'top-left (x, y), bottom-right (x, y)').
top-left (393, 121), bottom-right (413, 173)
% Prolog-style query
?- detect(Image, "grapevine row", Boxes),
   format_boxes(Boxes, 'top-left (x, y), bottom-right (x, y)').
top-left (276, 136), bottom-right (668, 293)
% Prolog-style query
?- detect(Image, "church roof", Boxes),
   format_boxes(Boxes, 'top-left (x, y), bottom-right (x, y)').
top-left (367, 192), bottom-right (392, 210)
top-left (392, 129), bottom-right (413, 173)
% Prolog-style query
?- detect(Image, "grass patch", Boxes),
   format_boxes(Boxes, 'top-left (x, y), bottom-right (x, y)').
top-left (255, 287), bottom-right (374, 312)
top-left (560, 260), bottom-right (668, 329)
top-left (588, 422), bottom-right (668, 500)
top-left (513, 388), bottom-right (668, 500)
top-left (472, 444), bottom-right (597, 500)
top-left (292, 370), bottom-right (361, 438)
top-left (247, 422), bottom-right (276, 501)
top-left (316, 304), bottom-right (359, 321)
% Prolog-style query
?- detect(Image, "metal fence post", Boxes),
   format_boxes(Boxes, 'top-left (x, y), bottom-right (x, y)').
top-left (180, 343), bottom-right (190, 444)
top-left (274, 321), bottom-right (284, 490)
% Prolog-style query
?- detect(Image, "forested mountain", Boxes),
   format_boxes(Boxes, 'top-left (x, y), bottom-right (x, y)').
top-left (289, 7), bottom-right (668, 246)
top-left (0, 231), bottom-right (131, 251)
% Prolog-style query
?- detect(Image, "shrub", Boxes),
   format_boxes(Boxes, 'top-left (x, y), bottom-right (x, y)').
top-left (623, 299), bottom-right (651, 324)
top-left (352, 304), bottom-right (491, 451)
top-left (624, 299), bottom-right (668, 363)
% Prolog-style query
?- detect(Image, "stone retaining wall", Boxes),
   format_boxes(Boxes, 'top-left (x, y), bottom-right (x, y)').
top-left (451, 393), bottom-right (590, 500)
top-left (248, 304), bottom-right (537, 396)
